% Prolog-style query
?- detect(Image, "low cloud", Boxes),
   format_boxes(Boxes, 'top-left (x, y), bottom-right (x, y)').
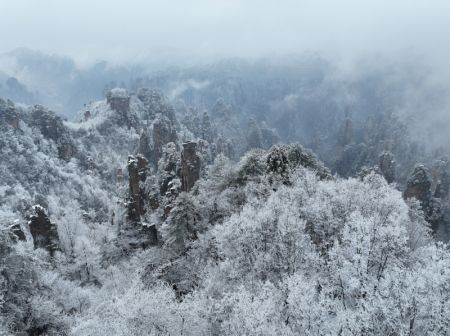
top-left (1, 0), bottom-right (450, 67)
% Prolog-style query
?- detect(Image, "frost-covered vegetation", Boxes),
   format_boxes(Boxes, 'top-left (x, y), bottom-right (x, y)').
top-left (1, 57), bottom-right (450, 335)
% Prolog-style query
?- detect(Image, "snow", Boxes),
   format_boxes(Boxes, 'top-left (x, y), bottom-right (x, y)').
top-left (109, 88), bottom-right (129, 99)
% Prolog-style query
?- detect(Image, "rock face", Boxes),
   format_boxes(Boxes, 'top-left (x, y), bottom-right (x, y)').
top-left (404, 164), bottom-right (443, 231)
top-left (338, 117), bottom-right (353, 147)
top-left (139, 93), bottom-right (179, 168)
top-left (431, 159), bottom-right (450, 199)
top-left (152, 114), bottom-right (178, 164)
top-left (404, 165), bottom-right (432, 203)
top-left (28, 205), bottom-right (59, 255)
top-left (116, 168), bottom-right (124, 183)
top-left (106, 88), bottom-right (139, 129)
top-left (58, 142), bottom-right (75, 161)
top-left (379, 151), bottom-right (396, 184)
top-left (107, 88), bottom-right (130, 115)
top-left (83, 110), bottom-right (91, 121)
top-left (180, 142), bottom-right (201, 192)
top-left (30, 105), bottom-right (66, 141)
top-left (30, 105), bottom-right (75, 161)
top-left (8, 222), bottom-right (26, 242)
top-left (201, 111), bottom-right (214, 143)
top-left (126, 155), bottom-right (158, 247)
top-left (158, 142), bottom-right (180, 196)
top-left (127, 155), bottom-right (150, 222)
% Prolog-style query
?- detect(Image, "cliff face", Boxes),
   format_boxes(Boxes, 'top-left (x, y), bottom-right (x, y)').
top-left (28, 205), bottom-right (59, 256)
top-left (107, 88), bottom-right (130, 115)
top-left (404, 165), bottom-right (432, 203)
top-left (8, 222), bottom-right (26, 242)
top-left (180, 142), bottom-right (201, 192)
top-left (125, 155), bottom-right (158, 248)
top-left (30, 105), bottom-right (75, 161)
top-left (404, 164), bottom-right (444, 232)
top-left (378, 151), bottom-right (396, 184)
top-left (151, 114), bottom-right (178, 165)
top-left (338, 117), bottom-right (353, 147)
top-left (1, 99), bottom-right (76, 161)
top-left (127, 155), bottom-right (150, 223)
top-left (431, 159), bottom-right (450, 199)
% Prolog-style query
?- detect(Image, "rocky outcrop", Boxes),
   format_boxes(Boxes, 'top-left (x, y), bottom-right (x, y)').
top-left (8, 222), bottom-right (26, 242)
top-left (378, 151), bottom-right (396, 184)
top-left (116, 168), bottom-right (124, 183)
top-left (58, 142), bottom-right (75, 161)
top-left (180, 142), bottom-right (201, 192)
top-left (107, 88), bottom-right (130, 114)
top-left (106, 88), bottom-right (140, 130)
top-left (158, 142), bottom-right (181, 196)
top-left (30, 105), bottom-right (66, 141)
top-left (338, 117), bottom-right (353, 147)
top-left (216, 136), bottom-right (235, 159)
top-left (28, 205), bottom-right (59, 255)
top-left (196, 139), bottom-right (214, 166)
top-left (404, 164), bottom-right (442, 231)
top-left (30, 105), bottom-right (75, 161)
top-left (431, 159), bottom-right (450, 199)
top-left (127, 155), bottom-right (150, 222)
top-left (125, 155), bottom-right (158, 247)
top-left (404, 165), bottom-right (432, 203)
top-left (83, 110), bottom-right (91, 121)
top-left (139, 130), bottom-right (153, 163)
top-left (152, 114), bottom-right (178, 164)
top-left (211, 98), bottom-right (231, 120)
top-left (201, 111), bottom-right (214, 143)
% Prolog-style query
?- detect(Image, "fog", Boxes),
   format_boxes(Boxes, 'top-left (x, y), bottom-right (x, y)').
top-left (1, 0), bottom-right (450, 67)
top-left (1, 0), bottom-right (450, 154)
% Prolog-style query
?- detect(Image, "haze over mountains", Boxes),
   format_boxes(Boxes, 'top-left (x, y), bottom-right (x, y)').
top-left (1, 48), bottom-right (449, 154)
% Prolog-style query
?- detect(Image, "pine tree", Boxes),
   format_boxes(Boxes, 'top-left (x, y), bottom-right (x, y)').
top-left (162, 192), bottom-right (201, 253)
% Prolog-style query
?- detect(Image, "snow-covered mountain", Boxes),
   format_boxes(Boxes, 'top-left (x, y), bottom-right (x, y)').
top-left (2, 78), bottom-right (450, 334)
top-left (0, 48), bottom-right (450, 336)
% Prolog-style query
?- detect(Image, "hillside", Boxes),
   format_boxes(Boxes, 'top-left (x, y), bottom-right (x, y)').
top-left (1, 88), bottom-right (450, 335)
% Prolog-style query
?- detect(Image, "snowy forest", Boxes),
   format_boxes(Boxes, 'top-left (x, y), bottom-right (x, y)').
top-left (2, 1), bottom-right (450, 335)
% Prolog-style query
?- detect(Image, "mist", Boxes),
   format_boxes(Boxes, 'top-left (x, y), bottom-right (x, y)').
top-left (1, 0), bottom-right (450, 179)
top-left (2, 0), bottom-right (450, 67)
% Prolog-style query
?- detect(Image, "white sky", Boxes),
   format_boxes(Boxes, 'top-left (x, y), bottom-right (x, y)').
top-left (1, 0), bottom-right (450, 66)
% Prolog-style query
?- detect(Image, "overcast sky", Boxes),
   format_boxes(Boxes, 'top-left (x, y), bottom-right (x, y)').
top-left (1, 0), bottom-right (450, 66)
